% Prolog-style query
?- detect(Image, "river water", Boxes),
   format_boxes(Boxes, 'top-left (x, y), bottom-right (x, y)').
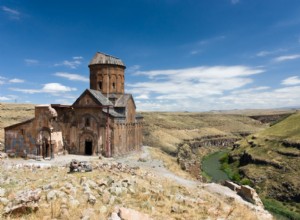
top-left (202, 151), bottom-right (229, 183)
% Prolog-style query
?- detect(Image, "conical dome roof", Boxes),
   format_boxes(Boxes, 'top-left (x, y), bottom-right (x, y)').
top-left (89, 52), bottom-right (125, 67)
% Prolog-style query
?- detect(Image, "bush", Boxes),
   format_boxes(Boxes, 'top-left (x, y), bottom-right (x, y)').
top-left (240, 178), bottom-right (252, 186)
top-left (262, 198), bottom-right (300, 220)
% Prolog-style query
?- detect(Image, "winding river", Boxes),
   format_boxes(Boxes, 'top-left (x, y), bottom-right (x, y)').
top-left (201, 151), bottom-right (229, 183)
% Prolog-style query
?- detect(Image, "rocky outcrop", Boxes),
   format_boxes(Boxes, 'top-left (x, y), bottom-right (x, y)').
top-left (177, 144), bottom-right (201, 180)
top-left (239, 151), bottom-right (286, 170)
top-left (249, 113), bottom-right (291, 124)
top-left (224, 181), bottom-right (263, 207)
top-left (282, 140), bottom-right (300, 150)
top-left (184, 135), bottom-right (241, 150)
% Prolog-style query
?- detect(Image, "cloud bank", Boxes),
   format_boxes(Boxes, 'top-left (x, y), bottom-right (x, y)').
top-left (128, 66), bottom-right (300, 111)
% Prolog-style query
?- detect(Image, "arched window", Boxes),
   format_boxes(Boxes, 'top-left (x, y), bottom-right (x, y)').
top-left (98, 81), bottom-right (102, 90)
top-left (85, 118), bottom-right (90, 127)
top-left (112, 82), bottom-right (116, 89)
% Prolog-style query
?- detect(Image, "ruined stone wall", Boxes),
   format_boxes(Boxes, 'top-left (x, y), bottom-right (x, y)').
top-left (5, 119), bottom-right (36, 156)
top-left (5, 106), bottom-right (64, 157)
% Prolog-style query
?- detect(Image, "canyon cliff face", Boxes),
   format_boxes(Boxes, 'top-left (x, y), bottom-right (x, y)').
top-left (229, 112), bottom-right (300, 215)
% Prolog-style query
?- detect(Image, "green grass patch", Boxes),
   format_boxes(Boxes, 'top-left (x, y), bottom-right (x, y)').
top-left (219, 153), bottom-right (243, 182)
top-left (262, 198), bottom-right (300, 220)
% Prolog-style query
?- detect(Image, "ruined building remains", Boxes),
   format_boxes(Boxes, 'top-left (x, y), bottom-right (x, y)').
top-left (5, 52), bottom-right (143, 157)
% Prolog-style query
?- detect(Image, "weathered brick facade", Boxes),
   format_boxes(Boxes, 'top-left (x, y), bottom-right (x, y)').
top-left (4, 52), bottom-right (143, 157)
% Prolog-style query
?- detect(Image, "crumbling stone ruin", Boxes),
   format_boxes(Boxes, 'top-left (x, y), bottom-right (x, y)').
top-left (69, 159), bottom-right (92, 173)
top-left (4, 52), bottom-right (143, 158)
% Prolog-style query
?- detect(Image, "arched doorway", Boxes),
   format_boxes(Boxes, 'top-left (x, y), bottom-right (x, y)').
top-left (37, 128), bottom-right (51, 158)
top-left (80, 132), bottom-right (96, 155)
top-left (85, 140), bottom-right (93, 155)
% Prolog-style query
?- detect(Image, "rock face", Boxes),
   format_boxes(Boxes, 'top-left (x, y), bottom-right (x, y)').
top-left (238, 185), bottom-right (263, 207)
top-left (177, 144), bottom-right (202, 180)
top-left (187, 135), bottom-right (241, 149)
top-left (4, 189), bottom-right (41, 216)
top-left (249, 113), bottom-right (291, 124)
top-left (224, 181), bottom-right (263, 207)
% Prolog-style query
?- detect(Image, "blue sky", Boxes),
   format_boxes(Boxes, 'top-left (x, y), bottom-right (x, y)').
top-left (1, 0), bottom-right (300, 111)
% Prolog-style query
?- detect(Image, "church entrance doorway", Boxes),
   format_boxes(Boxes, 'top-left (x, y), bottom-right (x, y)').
top-left (85, 141), bottom-right (93, 155)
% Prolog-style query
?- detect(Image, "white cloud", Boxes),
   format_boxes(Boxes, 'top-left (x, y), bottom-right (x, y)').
top-left (256, 51), bottom-right (271, 57)
top-left (274, 54), bottom-right (300, 62)
top-left (73, 56), bottom-right (83, 60)
top-left (9, 78), bottom-right (25, 83)
top-left (128, 65), bottom-right (265, 111)
top-left (1, 6), bottom-right (20, 19)
top-left (196, 36), bottom-right (226, 46)
top-left (135, 94), bottom-right (149, 100)
top-left (24, 59), bottom-right (39, 65)
top-left (231, 0), bottom-right (240, 4)
top-left (127, 65), bottom-right (141, 73)
top-left (219, 86), bottom-right (300, 110)
top-left (190, 50), bottom-right (202, 55)
top-left (10, 83), bottom-right (76, 95)
top-left (256, 48), bottom-right (287, 57)
top-left (0, 76), bottom-right (6, 84)
top-left (54, 99), bottom-right (73, 105)
top-left (0, 96), bottom-right (11, 101)
top-left (281, 76), bottom-right (300, 85)
top-left (54, 72), bottom-right (89, 82)
top-left (42, 83), bottom-right (77, 93)
top-left (54, 57), bottom-right (83, 69)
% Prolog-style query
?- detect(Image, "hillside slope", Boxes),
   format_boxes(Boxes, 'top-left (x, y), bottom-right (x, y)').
top-left (142, 112), bottom-right (268, 155)
top-left (0, 103), bottom-right (35, 149)
top-left (229, 111), bottom-right (300, 216)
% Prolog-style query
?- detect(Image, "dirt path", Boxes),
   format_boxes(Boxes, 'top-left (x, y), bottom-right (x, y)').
top-left (115, 146), bottom-right (198, 188)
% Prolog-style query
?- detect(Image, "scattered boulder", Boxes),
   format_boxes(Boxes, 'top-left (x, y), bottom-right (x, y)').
top-left (0, 152), bottom-right (8, 159)
top-left (69, 196), bottom-right (80, 207)
top-left (0, 197), bottom-right (9, 205)
top-left (110, 212), bottom-right (121, 220)
top-left (81, 208), bottom-right (95, 220)
top-left (60, 203), bottom-right (70, 219)
top-left (0, 187), bottom-right (6, 197)
top-left (46, 190), bottom-right (67, 202)
top-left (99, 205), bottom-right (107, 214)
top-left (87, 193), bottom-right (97, 205)
top-left (4, 189), bottom-right (41, 216)
top-left (118, 207), bottom-right (152, 220)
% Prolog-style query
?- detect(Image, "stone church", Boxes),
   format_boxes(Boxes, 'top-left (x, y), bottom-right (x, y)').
top-left (4, 52), bottom-right (143, 158)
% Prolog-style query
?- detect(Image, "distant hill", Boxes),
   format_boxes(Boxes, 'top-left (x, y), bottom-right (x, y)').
top-left (141, 111), bottom-right (270, 155)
